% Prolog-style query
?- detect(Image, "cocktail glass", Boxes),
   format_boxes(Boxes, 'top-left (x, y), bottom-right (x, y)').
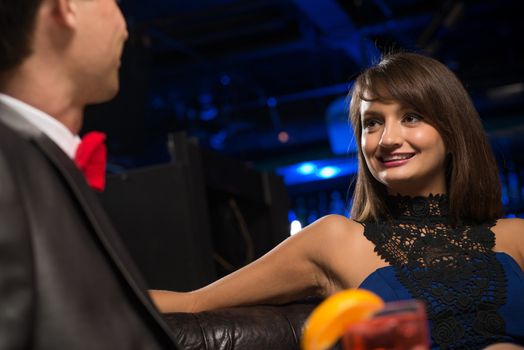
top-left (342, 299), bottom-right (430, 350)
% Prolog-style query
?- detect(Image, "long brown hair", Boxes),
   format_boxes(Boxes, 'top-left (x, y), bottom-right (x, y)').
top-left (349, 52), bottom-right (502, 224)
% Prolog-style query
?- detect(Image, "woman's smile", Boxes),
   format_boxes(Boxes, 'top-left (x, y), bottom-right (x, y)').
top-left (378, 152), bottom-right (416, 167)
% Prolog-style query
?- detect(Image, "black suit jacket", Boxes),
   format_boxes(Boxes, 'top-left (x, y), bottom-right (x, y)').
top-left (0, 103), bottom-right (179, 349)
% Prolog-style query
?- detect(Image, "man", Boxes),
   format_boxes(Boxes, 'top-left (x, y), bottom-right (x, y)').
top-left (0, 0), bottom-right (180, 348)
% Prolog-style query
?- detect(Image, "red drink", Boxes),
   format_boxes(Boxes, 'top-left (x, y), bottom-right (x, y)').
top-left (342, 300), bottom-right (430, 350)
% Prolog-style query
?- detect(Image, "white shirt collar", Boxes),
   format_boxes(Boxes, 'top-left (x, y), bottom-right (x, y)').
top-left (0, 93), bottom-right (81, 159)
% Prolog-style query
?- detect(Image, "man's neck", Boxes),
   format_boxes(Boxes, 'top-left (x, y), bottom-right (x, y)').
top-left (1, 62), bottom-right (84, 135)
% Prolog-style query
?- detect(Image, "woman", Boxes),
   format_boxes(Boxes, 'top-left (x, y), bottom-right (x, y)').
top-left (152, 53), bottom-right (524, 349)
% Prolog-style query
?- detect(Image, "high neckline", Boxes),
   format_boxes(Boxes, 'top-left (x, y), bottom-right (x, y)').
top-left (364, 193), bottom-right (507, 348)
top-left (386, 193), bottom-right (449, 218)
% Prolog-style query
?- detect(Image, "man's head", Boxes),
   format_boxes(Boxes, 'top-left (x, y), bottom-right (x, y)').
top-left (0, 0), bottom-right (128, 105)
top-left (65, 0), bottom-right (129, 103)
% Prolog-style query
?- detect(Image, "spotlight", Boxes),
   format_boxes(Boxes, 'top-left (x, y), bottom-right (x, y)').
top-left (318, 166), bottom-right (340, 179)
top-left (297, 163), bottom-right (316, 175)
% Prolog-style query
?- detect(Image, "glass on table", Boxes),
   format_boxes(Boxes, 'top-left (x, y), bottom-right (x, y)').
top-left (342, 299), bottom-right (430, 350)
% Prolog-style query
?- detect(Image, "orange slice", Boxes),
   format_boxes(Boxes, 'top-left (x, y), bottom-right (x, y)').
top-left (302, 289), bottom-right (384, 350)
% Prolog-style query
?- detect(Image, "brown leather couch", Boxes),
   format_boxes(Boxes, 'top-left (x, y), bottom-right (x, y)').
top-left (163, 301), bottom-right (323, 350)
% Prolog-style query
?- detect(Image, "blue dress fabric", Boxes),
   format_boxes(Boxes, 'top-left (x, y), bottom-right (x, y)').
top-left (359, 253), bottom-right (524, 348)
top-left (359, 194), bottom-right (524, 349)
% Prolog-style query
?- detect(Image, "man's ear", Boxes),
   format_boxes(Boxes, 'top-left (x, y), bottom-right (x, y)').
top-left (51, 0), bottom-right (78, 29)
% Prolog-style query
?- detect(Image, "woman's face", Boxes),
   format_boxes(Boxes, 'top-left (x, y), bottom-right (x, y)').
top-left (360, 96), bottom-right (447, 196)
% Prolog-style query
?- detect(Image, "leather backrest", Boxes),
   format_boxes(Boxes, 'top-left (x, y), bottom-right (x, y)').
top-left (163, 301), bottom-right (318, 350)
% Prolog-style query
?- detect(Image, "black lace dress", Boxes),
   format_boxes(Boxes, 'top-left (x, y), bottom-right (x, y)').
top-left (359, 194), bottom-right (524, 349)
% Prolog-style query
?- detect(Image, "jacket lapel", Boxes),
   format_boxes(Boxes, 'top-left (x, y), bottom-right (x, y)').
top-left (0, 105), bottom-right (179, 345)
top-left (33, 133), bottom-right (150, 288)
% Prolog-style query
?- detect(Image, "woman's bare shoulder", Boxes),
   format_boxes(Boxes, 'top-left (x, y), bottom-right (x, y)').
top-left (492, 218), bottom-right (524, 269)
top-left (492, 217), bottom-right (524, 240)
top-left (494, 217), bottom-right (524, 229)
top-left (301, 214), bottom-right (367, 245)
top-left (310, 214), bottom-right (364, 230)
top-left (300, 215), bottom-right (385, 290)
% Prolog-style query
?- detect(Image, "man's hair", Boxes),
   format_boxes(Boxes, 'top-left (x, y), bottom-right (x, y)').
top-left (349, 52), bottom-right (503, 224)
top-left (0, 0), bottom-right (42, 72)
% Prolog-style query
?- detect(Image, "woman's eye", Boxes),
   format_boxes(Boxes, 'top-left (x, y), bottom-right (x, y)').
top-left (363, 119), bottom-right (380, 129)
top-left (403, 113), bottom-right (422, 124)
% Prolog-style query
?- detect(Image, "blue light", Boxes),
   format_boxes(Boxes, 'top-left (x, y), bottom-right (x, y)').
top-left (198, 93), bottom-right (212, 104)
top-left (210, 131), bottom-right (227, 150)
top-left (151, 95), bottom-right (165, 109)
top-left (297, 163), bottom-right (316, 175)
top-left (200, 106), bottom-right (218, 121)
top-left (220, 75), bottom-right (231, 86)
top-left (318, 166), bottom-right (340, 179)
top-left (325, 96), bottom-right (357, 155)
top-left (266, 97), bottom-right (277, 108)
top-left (276, 157), bottom-right (358, 186)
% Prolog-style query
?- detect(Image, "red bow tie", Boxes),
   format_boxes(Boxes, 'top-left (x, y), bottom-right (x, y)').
top-left (74, 131), bottom-right (107, 192)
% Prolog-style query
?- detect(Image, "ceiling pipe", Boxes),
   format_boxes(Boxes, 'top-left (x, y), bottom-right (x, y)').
top-left (291, 0), bottom-right (379, 66)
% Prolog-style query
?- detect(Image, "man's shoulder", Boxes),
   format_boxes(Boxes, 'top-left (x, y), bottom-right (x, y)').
top-left (0, 102), bottom-right (42, 141)
top-left (0, 116), bottom-right (34, 156)
top-left (0, 113), bottom-right (51, 181)
top-left (0, 116), bottom-right (29, 199)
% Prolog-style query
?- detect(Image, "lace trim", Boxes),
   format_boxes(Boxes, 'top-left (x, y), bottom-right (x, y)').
top-left (363, 195), bottom-right (509, 349)
top-left (386, 193), bottom-right (449, 218)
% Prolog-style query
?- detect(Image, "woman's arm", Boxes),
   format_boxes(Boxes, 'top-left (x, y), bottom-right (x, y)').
top-left (150, 215), bottom-right (360, 313)
top-left (483, 343), bottom-right (524, 350)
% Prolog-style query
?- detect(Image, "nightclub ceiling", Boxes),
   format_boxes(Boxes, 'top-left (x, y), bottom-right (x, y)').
top-left (84, 0), bottom-right (524, 171)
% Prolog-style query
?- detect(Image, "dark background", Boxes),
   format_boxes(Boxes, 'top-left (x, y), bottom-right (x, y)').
top-left (87, 0), bottom-right (524, 260)
top-left (85, 0), bottom-right (523, 162)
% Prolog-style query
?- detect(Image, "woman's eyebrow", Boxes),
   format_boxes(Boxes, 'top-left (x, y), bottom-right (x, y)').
top-left (362, 110), bottom-right (383, 118)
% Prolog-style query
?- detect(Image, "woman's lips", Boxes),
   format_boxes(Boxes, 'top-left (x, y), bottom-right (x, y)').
top-left (379, 153), bottom-right (415, 168)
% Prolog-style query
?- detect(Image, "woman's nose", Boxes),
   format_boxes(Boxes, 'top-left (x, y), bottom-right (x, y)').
top-left (378, 124), bottom-right (402, 149)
